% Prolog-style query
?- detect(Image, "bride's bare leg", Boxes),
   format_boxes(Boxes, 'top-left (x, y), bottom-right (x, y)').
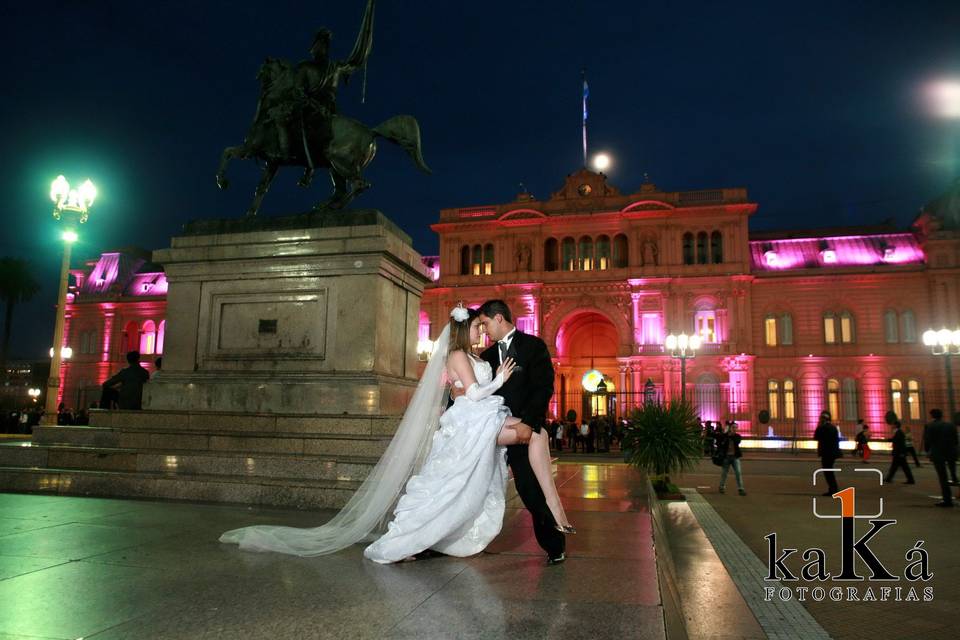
top-left (528, 428), bottom-right (572, 528)
top-left (496, 420), bottom-right (572, 528)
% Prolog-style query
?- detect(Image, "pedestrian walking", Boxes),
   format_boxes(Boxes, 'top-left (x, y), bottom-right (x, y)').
top-left (885, 421), bottom-right (915, 484)
top-left (715, 421), bottom-right (746, 495)
top-left (923, 408), bottom-right (958, 507)
top-left (813, 411), bottom-right (841, 496)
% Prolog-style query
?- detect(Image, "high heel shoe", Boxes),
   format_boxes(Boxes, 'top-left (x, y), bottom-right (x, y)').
top-left (555, 524), bottom-right (577, 535)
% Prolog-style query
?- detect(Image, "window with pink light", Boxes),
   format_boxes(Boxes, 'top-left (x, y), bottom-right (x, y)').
top-left (694, 310), bottom-right (718, 343)
top-left (418, 313), bottom-right (431, 341)
top-left (516, 316), bottom-right (537, 336)
top-left (640, 313), bottom-right (662, 344)
top-left (157, 320), bottom-right (165, 354)
top-left (140, 320), bottom-right (157, 355)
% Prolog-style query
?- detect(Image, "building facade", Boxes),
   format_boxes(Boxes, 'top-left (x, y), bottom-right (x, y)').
top-left (58, 248), bottom-right (168, 411)
top-left (55, 172), bottom-right (960, 442)
top-left (419, 170), bottom-right (960, 439)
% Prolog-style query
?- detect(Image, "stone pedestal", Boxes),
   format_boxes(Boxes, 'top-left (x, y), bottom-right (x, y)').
top-left (143, 209), bottom-right (430, 416)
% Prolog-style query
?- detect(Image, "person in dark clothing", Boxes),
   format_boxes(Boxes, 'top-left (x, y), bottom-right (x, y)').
top-left (715, 421), bottom-right (746, 495)
top-left (923, 408), bottom-right (958, 507)
top-left (813, 411), bottom-right (841, 496)
top-left (903, 423), bottom-right (922, 467)
top-left (103, 351), bottom-right (150, 410)
top-left (885, 421), bottom-right (915, 484)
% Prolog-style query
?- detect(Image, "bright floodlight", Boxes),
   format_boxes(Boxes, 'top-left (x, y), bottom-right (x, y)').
top-left (62, 230), bottom-right (78, 243)
top-left (923, 329), bottom-right (937, 346)
top-left (677, 333), bottom-right (689, 350)
top-left (937, 328), bottom-right (952, 346)
top-left (689, 334), bottom-right (702, 351)
top-left (79, 179), bottom-right (97, 206)
top-left (592, 153), bottom-right (611, 171)
top-left (50, 175), bottom-right (69, 203)
top-left (927, 80), bottom-right (960, 118)
top-left (665, 334), bottom-right (677, 351)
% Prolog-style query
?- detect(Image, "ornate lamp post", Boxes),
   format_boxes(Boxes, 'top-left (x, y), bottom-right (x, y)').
top-left (922, 328), bottom-right (960, 420)
top-left (42, 176), bottom-right (95, 425)
top-left (664, 332), bottom-right (701, 402)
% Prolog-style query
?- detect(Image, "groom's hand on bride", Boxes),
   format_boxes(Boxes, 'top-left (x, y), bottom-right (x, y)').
top-left (497, 357), bottom-right (517, 381)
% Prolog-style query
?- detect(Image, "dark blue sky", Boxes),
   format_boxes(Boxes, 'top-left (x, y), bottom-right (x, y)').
top-left (1, 1), bottom-right (959, 359)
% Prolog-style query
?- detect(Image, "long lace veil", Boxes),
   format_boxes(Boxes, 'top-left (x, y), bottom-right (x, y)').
top-left (219, 324), bottom-right (451, 556)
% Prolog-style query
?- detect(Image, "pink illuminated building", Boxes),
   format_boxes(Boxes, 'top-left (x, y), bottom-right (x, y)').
top-left (53, 173), bottom-right (960, 444)
top-left (419, 170), bottom-right (960, 440)
top-left (59, 248), bottom-right (167, 410)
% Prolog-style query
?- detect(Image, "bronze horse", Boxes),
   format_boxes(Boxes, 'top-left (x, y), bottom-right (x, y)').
top-left (216, 58), bottom-right (431, 216)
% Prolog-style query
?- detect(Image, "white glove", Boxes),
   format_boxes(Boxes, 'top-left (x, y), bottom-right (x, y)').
top-left (464, 373), bottom-right (505, 402)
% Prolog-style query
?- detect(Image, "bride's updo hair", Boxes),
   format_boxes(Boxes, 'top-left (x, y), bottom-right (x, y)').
top-left (449, 307), bottom-right (479, 354)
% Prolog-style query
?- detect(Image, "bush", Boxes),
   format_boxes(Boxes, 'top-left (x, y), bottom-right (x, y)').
top-left (621, 400), bottom-right (703, 482)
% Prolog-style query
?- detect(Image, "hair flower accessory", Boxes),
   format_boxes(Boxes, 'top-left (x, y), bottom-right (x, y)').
top-left (450, 304), bottom-right (470, 322)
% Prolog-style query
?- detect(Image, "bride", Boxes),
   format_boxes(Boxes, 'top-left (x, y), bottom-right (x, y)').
top-left (220, 305), bottom-right (571, 563)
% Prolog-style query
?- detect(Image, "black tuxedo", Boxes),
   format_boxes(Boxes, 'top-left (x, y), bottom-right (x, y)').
top-left (481, 330), bottom-right (565, 558)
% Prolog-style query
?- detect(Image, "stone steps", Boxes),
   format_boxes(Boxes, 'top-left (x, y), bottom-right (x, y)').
top-left (0, 442), bottom-right (376, 482)
top-left (32, 426), bottom-right (392, 458)
top-left (0, 409), bottom-right (400, 509)
top-left (0, 465), bottom-right (362, 509)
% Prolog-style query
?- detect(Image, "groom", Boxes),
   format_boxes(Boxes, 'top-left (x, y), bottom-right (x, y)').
top-left (478, 300), bottom-right (566, 565)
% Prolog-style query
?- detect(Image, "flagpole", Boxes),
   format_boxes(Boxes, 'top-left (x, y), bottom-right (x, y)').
top-left (581, 69), bottom-right (588, 167)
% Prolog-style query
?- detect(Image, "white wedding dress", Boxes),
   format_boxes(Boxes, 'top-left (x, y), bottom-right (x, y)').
top-left (364, 355), bottom-right (509, 563)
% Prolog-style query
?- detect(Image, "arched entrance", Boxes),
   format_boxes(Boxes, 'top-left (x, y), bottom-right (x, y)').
top-left (556, 311), bottom-right (620, 423)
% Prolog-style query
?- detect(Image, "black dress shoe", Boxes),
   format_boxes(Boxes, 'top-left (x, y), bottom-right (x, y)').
top-left (546, 553), bottom-right (566, 566)
top-left (934, 501), bottom-right (954, 508)
top-left (821, 491), bottom-right (835, 496)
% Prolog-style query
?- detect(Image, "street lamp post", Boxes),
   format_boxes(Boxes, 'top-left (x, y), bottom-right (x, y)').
top-left (922, 328), bottom-right (960, 420)
top-left (42, 176), bottom-right (95, 425)
top-left (664, 332), bottom-right (701, 402)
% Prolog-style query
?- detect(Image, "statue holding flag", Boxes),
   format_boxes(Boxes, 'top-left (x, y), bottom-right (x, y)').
top-left (216, 0), bottom-right (431, 216)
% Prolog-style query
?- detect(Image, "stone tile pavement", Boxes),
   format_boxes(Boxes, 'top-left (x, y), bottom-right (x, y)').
top-left (0, 464), bottom-right (668, 640)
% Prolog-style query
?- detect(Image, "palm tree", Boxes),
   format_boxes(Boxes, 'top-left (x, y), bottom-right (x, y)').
top-left (0, 257), bottom-right (42, 379)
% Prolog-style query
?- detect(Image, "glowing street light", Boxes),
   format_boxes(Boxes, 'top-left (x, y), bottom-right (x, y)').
top-left (921, 327), bottom-right (960, 420)
top-left (42, 175), bottom-right (95, 425)
top-left (925, 80), bottom-right (960, 119)
top-left (28, 388), bottom-right (42, 403)
top-left (664, 332), bottom-right (701, 401)
top-left (416, 339), bottom-right (435, 362)
top-left (592, 153), bottom-right (611, 172)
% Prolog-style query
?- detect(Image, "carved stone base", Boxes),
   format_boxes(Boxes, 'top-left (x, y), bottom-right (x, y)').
top-left (144, 209), bottom-right (430, 416)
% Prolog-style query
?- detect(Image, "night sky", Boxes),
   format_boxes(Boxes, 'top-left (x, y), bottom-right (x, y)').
top-left (1, 1), bottom-right (959, 359)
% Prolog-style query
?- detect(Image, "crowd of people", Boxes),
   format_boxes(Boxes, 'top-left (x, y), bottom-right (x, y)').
top-left (543, 415), bottom-right (626, 454)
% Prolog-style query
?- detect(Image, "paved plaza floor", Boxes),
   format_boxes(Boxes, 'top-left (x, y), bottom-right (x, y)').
top-left (0, 464), bottom-right (667, 640)
top-left (677, 454), bottom-right (959, 640)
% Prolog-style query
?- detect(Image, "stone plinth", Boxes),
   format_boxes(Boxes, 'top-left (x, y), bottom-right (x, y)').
top-left (143, 209), bottom-right (430, 415)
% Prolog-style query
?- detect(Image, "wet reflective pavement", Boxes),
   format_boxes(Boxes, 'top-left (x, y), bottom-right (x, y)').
top-left (0, 463), bottom-right (667, 639)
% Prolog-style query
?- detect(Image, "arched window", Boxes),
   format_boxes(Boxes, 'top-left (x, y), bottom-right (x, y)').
top-left (460, 245), bottom-right (470, 275)
top-left (544, 238), bottom-right (559, 272)
top-left (595, 235), bottom-right (611, 270)
top-left (901, 310), bottom-right (917, 343)
top-left (123, 321), bottom-right (140, 354)
top-left (483, 243), bottom-right (494, 275)
top-left (613, 234), bottom-right (629, 268)
top-left (561, 237), bottom-right (576, 271)
top-left (842, 378), bottom-right (858, 422)
top-left (784, 379), bottom-right (796, 420)
top-left (696, 232), bottom-right (708, 264)
top-left (157, 320), bottom-right (166, 355)
top-left (471, 245), bottom-right (482, 276)
top-left (907, 379), bottom-right (921, 420)
top-left (780, 313), bottom-right (793, 345)
top-left (823, 312), bottom-right (837, 344)
top-left (889, 379), bottom-right (903, 421)
top-left (578, 236), bottom-right (594, 270)
top-left (767, 380), bottom-right (780, 420)
top-left (140, 320), bottom-right (157, 355)
top-left (682, 233), bottom-right (694, 265)
top-left (840, 311), bottom-right (855, 344)
top-left (884, 310), bottom-right (899, 343)
top-left (826, 379), bottom-right (841, 422)
top-left (710, 231), bottom-right (723, 264)
top-left (764, 315), bottom-right (778, 347)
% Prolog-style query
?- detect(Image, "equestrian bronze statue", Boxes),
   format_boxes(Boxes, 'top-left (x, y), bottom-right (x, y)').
top-left (216, 0), bottom-right (430, 216)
